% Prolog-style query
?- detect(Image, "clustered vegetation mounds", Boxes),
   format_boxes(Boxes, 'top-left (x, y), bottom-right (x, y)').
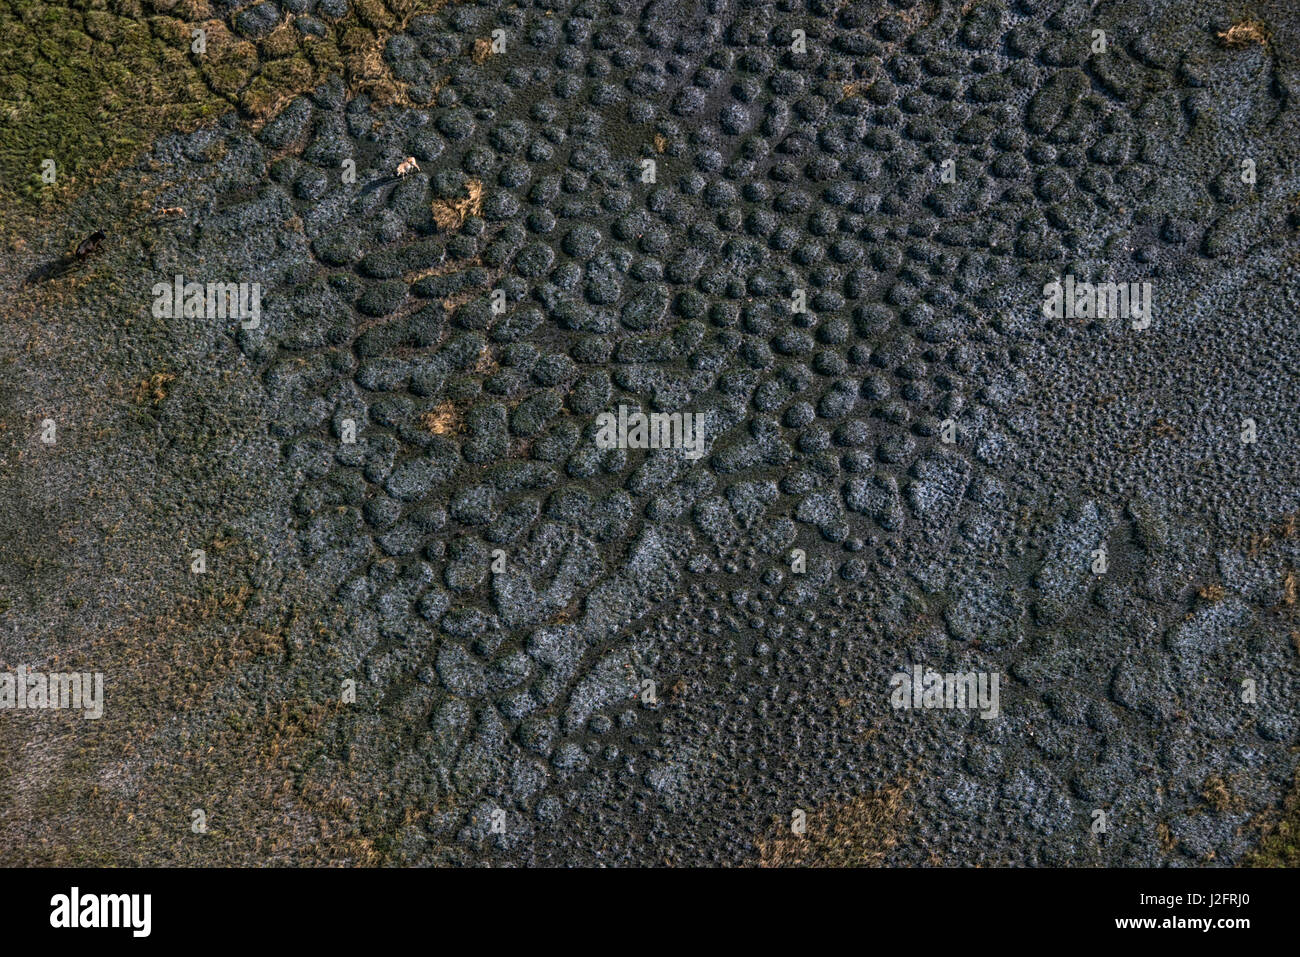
top-left (138, 0), bottom-right (1297, 865)
top-left (5, 0), bottom-right (1300, 866)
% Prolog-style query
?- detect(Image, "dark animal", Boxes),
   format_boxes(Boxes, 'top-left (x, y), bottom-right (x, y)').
top-left (75, 231), bottom-right (106, 258)
top-left (22, 230), bottom-right (108, 287)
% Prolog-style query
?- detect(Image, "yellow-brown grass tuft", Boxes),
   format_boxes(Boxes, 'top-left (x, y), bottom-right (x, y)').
top-left (134, 371), bottom-right (176, 407)
top-left (431, 179), bottom-right (483, 231)
top-left (1217, 20), bottom-right (1270, 49)
top-left (420, 402), bottom-right (460, 436)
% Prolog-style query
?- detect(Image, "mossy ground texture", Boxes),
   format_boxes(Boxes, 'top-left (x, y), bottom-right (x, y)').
top-left (1, 0), bottom-right (1299, 867)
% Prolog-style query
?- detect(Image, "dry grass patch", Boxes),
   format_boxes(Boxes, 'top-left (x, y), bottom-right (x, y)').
top-left (420, 402), bottom-right (460, 436)
top-left (1217, 19), bottom-right (1271, 49)
top-left (1197, 583), bottom-right (1225, 604)
top-left (473, 344), bottom-right (496, 375)
top-left (1246, 513), bottom-right (1298, 556)
top-left (431, 178), bottom-right (483, 231)
top-left (134, 371), bottom-right (176, 407)
top-left (758, 780), bottom-right (912, 867)
top-left (1202, 774), bottom-right (1245, 813)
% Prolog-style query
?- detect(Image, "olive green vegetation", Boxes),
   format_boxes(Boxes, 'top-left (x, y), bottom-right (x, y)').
top-left (1, 0), bottom-right (222, 210)
top-left (0, 0), bottom-right (449, 218)
top-left (1248, 772), bottom-right (1300, 866)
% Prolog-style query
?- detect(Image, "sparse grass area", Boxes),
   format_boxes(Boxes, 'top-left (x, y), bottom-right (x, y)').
top-left (1246, 513), bottom-right (1297, 556)
top-left (1249, 772), bottom-right (1300, 866)
top-left (1197, 583), bottom-right (1226, 603)
top-left (133, 370), bottom-right (175, 407)
top-left (1201, 774), bottom-right (1245, 813)
top-left (472, 343), bottom-right (496, 374)
top-left (758, 781), bottom-right (912, 867)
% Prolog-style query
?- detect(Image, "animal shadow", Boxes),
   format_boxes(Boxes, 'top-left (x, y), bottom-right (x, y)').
top-left (22, 231), bottom-right (105, 288)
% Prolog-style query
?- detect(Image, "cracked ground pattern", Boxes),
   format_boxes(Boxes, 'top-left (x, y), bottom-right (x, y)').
top-left (1, 0), bottom-right (1298, 866)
